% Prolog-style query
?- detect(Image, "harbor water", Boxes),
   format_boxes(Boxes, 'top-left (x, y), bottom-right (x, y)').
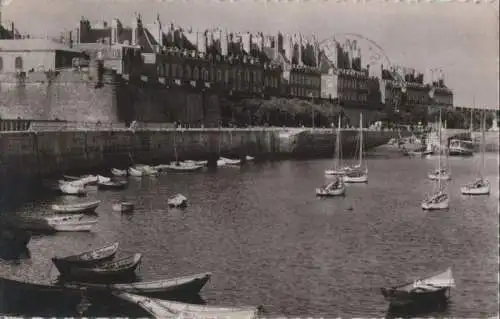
top-left (0, 149), bottom-right (498, 317)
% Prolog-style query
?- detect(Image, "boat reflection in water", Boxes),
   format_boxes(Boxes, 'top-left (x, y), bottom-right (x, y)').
top-left (386, 301), bottom-right (449, 319)
top-left (0, 276), bottom-right (148, 317)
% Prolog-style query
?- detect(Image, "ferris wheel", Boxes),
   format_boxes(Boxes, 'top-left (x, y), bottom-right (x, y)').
top-left (318, 33), bottom-right (408, 93)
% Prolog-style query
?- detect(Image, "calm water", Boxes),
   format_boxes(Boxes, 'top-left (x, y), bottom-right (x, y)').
top-left (1, 149), bottom-right (499, 317)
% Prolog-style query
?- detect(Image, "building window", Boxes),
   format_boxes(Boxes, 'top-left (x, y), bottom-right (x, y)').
top-left (157, 64), bottom-right (164, 76)
top-left (172, 64), bottom-right (177, 77)
top-left (15, 56), bottom-right (23, 70)
top-left (202, 68), bottom-right (209, 81)
top-left (193, 67), bottom-right (199, 80)
top-left (185, 66), bottom-right (192, 79)
top-left (164, 64), bottom-right (170, 77)
top-left (217, 70), bottom-right (222, 82)
top-left (0, 57), bottom-right (3, 72)
top-left (264, 77), bottom-right (269, 87)
top-left (224, 70), bottom-right (229, 83)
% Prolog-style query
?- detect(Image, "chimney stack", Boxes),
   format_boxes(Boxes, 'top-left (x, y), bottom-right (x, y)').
top-left (111, 18), bottom-right (118, 44)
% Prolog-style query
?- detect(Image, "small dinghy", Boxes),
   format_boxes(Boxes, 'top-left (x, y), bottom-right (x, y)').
top-left (128, 166), bottom-right (143, 177)
top-left (97, 175), bottom-right (111, 183)
top-left (51, 242), bottom-right (119, 273)
top-left (59, 182), bottom-right (86, 196)
top-left (54, 253), bottom-right (142, 280)
top-left (66, 272), bottom-right (211, 298)
top-left (97, 180), bottom-right (128, 190)
top-left (111, 168), bottom-right (127, 176)
top-left (316, 178), bottom-right (346, 197)
top-left (381, 268), bottom-right (455, 308)
top-left (63, 175), bottom-right (99, 186)
top-left (165, 162), bottom-right (204, 172)
top-left (245, 155), bottom-right (255, 161)
top-left (461, 178), bottom-right (490, 195)
top-left (114, 292), bottom-right (261, 319)
top-left (219, 157), bottom-right (242, 165)
top-left (112, 201), bottom-right (135, 212)
top-left (428, 168), bottom-right (451, 181)
top-left (168, 194), bottom-right (188, 208)
top-left (51, 200), bottom-right (101, 214)
top-left (421, 191), bottom-right (449, 210)
top-left (46, 214), bottom-right (98, 232)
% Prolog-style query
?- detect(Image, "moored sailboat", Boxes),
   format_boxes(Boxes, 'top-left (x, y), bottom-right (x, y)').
top-left (428, 120), bottom-right (451, 181)
top-left (422, 108), bottom-right (449, 210)
top-left (325, 115), bottom-right (348, 176)
top-left (343, 113), bottom-right (368, 183)
top-left (461, 110), bottom-right (490, 195)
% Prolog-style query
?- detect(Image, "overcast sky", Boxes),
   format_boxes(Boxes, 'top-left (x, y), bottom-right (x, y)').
top-left (2, 0), bottom-right (498, 109)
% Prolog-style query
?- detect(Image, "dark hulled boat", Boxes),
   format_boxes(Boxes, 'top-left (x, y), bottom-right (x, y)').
top-left (97, 180), bottom-right (129, 190)
top-left (54, 253), bottom-right (142, 280)
top-left (51, 242), bottom-right (119, 274)
top-left (381, 268), bottom-right (455, 309)
top-left (65, 272), bottom-right (211, 298)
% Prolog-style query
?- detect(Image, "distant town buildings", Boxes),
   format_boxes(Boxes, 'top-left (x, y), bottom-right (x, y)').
top-left (0, 14), bottom-right (455, 124)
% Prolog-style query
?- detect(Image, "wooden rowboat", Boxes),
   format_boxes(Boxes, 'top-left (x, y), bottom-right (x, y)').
top-left (381, 268), bottom-right (455, 308)
top-left (48, 216), bottom-right (98, 232)
top-left (54, 253), bottom-right (142, 280)
top-left (97, 180), bottom-right (128, 190)
top-left (59, 182), bottom-right (86, 196)
top-left (51, 200), bottom-right (101, 214)
top-left (51, 242), bottom-right (119, 274)
top-left (65, 272), bottom-right (211, 298)
top-left (114, 292), bottom-right (261, 319)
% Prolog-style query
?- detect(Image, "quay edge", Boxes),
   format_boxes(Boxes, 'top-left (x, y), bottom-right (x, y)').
top-left (0, 128), bottom-right (403, 206)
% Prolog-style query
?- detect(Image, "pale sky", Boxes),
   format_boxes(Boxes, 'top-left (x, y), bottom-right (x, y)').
top-left (2, 0), bottom-right (498, 109)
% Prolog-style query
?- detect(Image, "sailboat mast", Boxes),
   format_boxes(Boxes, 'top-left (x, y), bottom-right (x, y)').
top-left (481, 109), bottom-right (486, 175)
top-left (359, 113), bottom-right (363, 167)
top-left (470, 95), bottom-right (475, 132)
top-left (335, 115), bottom-right (341, 169)
top-left (438, 108), bottom-right (442, 191)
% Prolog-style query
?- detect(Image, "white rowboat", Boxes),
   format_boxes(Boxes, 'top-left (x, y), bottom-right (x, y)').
top-left (51, 200), bottom-right (101, 214)
top-left (114, 292), bottom-right (261, 319)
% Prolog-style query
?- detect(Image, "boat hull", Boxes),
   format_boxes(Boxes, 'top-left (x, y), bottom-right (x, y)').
top-left (324, 169), bottom-right (346, 176)
top-left (421, 198), bottom-right (449, 210)
top-left (97, 181), bottom-right (128, 190)
top-left (460, 186), bottom-right (490, 195)
top-left (428, 174), bottom-right (451, 181)
top-left (315, 187), bottom-right (346, 196)
top-left (50, 221), bottom-right (97, 232)
top-left (51, 201), bottom-right (101, 214)
top-left (381, 287), bottom-right (450, 308)
top-left (343, 174), bottom-right (368, 183)
top-left (448, 148), bottom-right (474, 156)
top-left (56, 254), bottom-right (142, 280)
top-left (68, 272), bottom-right (211, 298)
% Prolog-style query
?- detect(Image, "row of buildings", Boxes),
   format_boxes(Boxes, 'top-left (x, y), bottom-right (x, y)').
top-left (0, 15), bottom-right (454, 125)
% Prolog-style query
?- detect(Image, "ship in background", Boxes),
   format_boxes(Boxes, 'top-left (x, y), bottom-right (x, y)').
top-left (0, 14), bottom-right (454, 128)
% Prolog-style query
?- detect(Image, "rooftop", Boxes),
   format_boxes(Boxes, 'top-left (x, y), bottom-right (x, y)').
top-left (0, 38), bottom-right (82, 52)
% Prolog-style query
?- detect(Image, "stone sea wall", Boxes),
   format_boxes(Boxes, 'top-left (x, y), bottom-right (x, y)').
top-left (0, 127), bottom-right (400, 206)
